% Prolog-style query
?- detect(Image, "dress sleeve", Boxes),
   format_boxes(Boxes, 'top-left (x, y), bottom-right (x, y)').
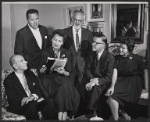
top-left (137, 55), bottom-right (145, 80)
top-left (64, 51), bottom-right (71, 73)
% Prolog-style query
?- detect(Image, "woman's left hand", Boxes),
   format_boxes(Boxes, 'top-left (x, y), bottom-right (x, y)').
top-left (54, 67), bottom-right (65, 74)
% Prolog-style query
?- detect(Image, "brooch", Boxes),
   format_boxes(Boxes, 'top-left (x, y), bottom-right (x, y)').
top-left (129, 56), bottom-right (133, 59)
top-left (61, 54), bottom-right (66, 58)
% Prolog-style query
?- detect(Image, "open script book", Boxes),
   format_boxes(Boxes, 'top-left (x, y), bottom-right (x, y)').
top-left (46, 57), bottom-right (67, 70)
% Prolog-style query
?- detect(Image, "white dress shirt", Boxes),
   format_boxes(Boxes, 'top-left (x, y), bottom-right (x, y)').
top-left (72, 26), bottom-right (81, 51)
top-left (28, 24), bottom-right (42, 49)
top-left (15, 72), bottom-right (38, 100)
top-left (97, 49), bottom-right (104, 60)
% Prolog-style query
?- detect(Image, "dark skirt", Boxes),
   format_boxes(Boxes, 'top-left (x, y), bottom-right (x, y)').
top-left (40, 72), bottom-right (80, 115)
top-left (111, 75), bottom-right (143, 107)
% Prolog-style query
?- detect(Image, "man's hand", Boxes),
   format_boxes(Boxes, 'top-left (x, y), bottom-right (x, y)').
top-left (85, 82), bottom-right (95, 91)
top-left (21, 95), bottom-right (35, 106)
top-left (90, 78), bottom-right (99, 85)
top-left (37, 97), bottom-right (45, 102)
top-left (40, 65), bottom-right (47, 73)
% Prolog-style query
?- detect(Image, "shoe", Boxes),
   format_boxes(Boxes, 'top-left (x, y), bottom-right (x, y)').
top-left (122, 113), bottom-right (131, 120)
top-left (90, 116), bottom-right (103, 121)
top-left (119, 110), bottom-right (131, 120)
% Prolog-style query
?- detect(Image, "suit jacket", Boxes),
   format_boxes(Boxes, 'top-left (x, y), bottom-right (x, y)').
top-left (63, 26), bottom-right (93, 74)
top-left (4, 70), bottom-right (42, 114)
top-left (125, 27), bottom-right (137, 37)
top-left (14, 25), bottom-right (50, 69)
top-left (43, 47), bottom-right (71, 73)
top-left (85, 50), bottom-right (115, 88)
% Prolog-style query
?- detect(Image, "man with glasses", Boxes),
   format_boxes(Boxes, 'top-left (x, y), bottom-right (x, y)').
top-left (84, 32), bottom-right (115, 119)
top-left (63, 10), bottom-right (93, 116)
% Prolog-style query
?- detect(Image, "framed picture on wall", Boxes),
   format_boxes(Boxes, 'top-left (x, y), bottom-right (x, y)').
top-left (87, 4), bottom-right (105, 22)
top-left (66, 6), bottom-right (86, 26)
top-left (111, 4), bottom-right (145, 44)
top-left (88, 22), bottom-right (106, 35)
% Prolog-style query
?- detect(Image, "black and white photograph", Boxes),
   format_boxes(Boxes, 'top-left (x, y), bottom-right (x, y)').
top-left (1, 1), bottom-right (149, 121)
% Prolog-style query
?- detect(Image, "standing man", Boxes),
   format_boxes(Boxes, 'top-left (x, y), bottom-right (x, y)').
top-left (4, 55), bottom-right (51, 120)
top-left (85, 32), bottom-right (115, 118)
top-left (63, 10), bottom-right (93, 116)
top-left (14, 9), bottom-right (50, 71)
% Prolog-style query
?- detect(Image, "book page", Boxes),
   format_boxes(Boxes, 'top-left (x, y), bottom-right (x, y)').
top-left (51, 59), bottom-right (67, 70)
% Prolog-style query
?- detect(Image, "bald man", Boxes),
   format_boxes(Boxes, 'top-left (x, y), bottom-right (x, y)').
top-left (4, 55), bottom-right (51, 120)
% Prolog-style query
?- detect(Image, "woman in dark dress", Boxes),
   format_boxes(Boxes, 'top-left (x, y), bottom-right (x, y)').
top-left (106, 37), bottom-right (145, 120)
top-left (39, 29), bottom-right (80, 120)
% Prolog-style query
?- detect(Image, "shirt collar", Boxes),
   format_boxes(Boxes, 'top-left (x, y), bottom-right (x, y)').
top-left (97, 49), bottom-right (104, 60)
top-left (73, 26), bottom-right (81, 31)
top-left (28, 24), bottom-right (39, 31)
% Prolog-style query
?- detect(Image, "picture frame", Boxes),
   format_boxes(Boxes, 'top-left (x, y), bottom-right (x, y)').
top-left (87, 4), bottom-right (105, 22)
top-left (111, 4), bottom-right (145, 44)
top-left (88, 22), bottom-right (106, 35)
top-left (66, 6), bottom-right (86, 26)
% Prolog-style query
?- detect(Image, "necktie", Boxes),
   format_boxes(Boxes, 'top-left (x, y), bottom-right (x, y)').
top-left (76, 29), bottom-right (80, 52)
top-left (22, 74), bottom-right (31, 97)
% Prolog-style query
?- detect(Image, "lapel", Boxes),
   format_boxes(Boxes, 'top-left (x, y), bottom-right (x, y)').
top-left (94, 52), bottom-right (98, 68)
top-left (39, 25), bottom-right (45, 49)
top-left (13, 72), bottom-right (28, 96)
top-left (69, 26), bottom-right (77, 54)
top-left (60, 48), bottom-right (66, 58)
top-left (26, 25), bottom-right (42, 50)
top-left (47, 46), bottom-right (55, 58)
top-left (24, 72), bottom-right (34, 93)
top-left (72, 27), bottom-right (77, 53)
top-left (95, 50), bottom-right (107, 73)
top-left (81, 27), bottom-right (84, 43)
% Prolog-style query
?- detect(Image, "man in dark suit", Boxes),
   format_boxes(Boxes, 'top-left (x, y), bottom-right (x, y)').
top-left (84, 32), bottom-right (115, 118)
top-left (14, 9), bottom-right (50, 71)
top-left (4, 55), bottom-right (52, 120)
top-left (63, 10), bottom-right (93, 116)
top-left (125, 20), bottom-right (138, 38)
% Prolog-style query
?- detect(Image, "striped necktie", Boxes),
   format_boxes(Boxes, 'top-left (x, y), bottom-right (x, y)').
top-left (22, 74), bottom-right (31, 97)
top-left (76, 29), bottom-right (80, 52)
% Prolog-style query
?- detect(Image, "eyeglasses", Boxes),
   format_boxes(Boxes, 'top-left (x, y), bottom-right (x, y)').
top-left (74, 18), bottom-right (84, 23)
top-left (92, 42), bottom-right (103, 45)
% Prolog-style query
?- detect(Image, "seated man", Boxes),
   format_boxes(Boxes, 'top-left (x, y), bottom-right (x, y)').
top-left (4, 55), bottom-right (51, 120)
top-left (84, 32), bottom-right (115, 117)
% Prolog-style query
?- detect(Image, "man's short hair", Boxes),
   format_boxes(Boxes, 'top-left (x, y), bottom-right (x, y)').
top-left (26, 9), bottom-right (39, 19)
top-left (93, 32), bottom-right (108, 45)
top-left (73, 10), bottom-right (84, 18)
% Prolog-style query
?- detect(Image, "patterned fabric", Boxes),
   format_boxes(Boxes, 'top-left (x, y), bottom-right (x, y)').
top-left (108, 44), bottom-right (121, 56)
top-left (1, 69), bottom-right (26, 120)
top-left (1, 70), bottom-right (12, 108)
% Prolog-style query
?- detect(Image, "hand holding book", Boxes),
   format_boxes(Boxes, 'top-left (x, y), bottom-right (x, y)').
top-left (54, 67), bottom-right (65, 74)
top-left (45, 57), bottom-right (68, 74)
